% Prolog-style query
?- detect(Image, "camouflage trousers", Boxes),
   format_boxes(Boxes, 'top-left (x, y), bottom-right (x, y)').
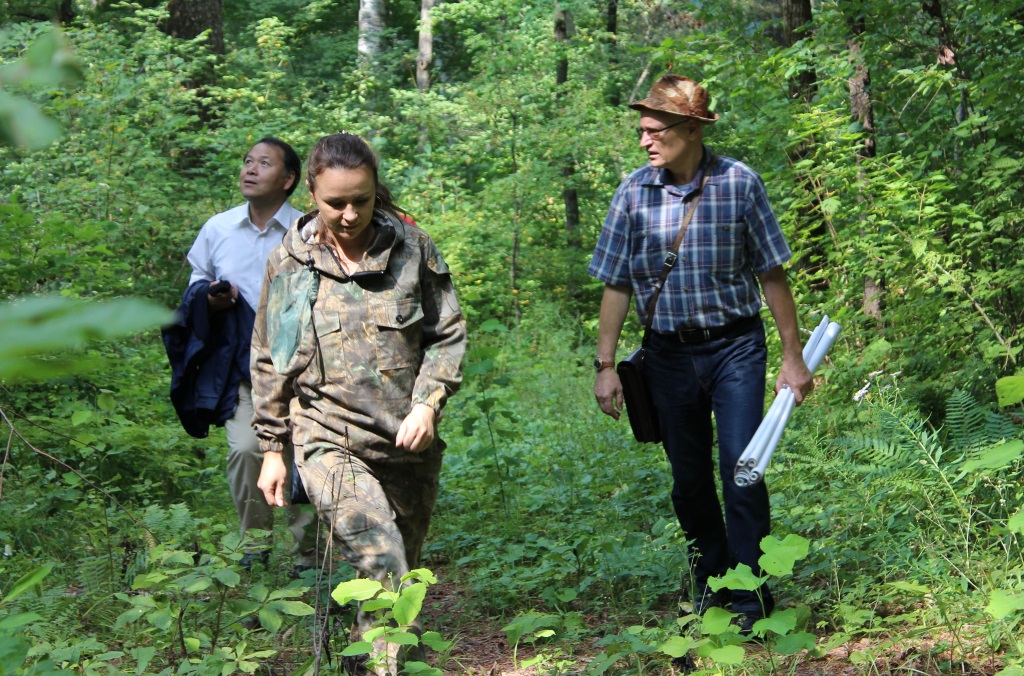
top-left (297, 445), bottom-right (442, 674)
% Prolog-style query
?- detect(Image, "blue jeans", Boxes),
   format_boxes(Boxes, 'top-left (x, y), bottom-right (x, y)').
top-left (645, 320), bottom-right (773, 615)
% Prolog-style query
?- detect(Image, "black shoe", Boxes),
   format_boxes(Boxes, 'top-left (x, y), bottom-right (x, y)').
top-left (694, 588), bottom-right (729, 615)
top-left (240, 551), bottom-right (270, 571)
top-left (291, 563), bottom-right (314, 580)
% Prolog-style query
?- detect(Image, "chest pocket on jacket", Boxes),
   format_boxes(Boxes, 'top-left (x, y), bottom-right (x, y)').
top-left (371, 297), bottom-right (423, 371)
top-left (312, 309), bottom-right (345, 374)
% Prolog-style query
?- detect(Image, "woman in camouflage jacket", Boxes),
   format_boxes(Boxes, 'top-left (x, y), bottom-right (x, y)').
top-left (252, 133), bottom-right (466, 671)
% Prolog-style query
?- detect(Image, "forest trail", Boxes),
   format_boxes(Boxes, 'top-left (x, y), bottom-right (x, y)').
top-left (413, 572), bottom-right (1000, 675)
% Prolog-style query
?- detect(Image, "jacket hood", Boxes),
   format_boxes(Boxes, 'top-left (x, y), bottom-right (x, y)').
top-left (281, 209), bottom-right (408, 280)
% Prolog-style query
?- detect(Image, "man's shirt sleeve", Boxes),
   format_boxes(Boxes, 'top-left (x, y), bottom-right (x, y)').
top-left (588, 180), bottom-right (634, 286)
top-left (744, 172), bottom-right (791, 274)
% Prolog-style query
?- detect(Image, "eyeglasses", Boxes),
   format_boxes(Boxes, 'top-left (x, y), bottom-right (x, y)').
top-left (636, 119), bottom-right (686, 140)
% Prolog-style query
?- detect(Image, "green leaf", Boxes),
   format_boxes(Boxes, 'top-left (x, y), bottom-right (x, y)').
top-left (708, 563), bottom-right (764, 592)
top-left (97, 392), bottom-right (116, 411)
top-left (213, 568), bottom-right (241, 587)
top-left (962, 440), bottom-right (1024, 472)
top-left (0, 296), bottom-right (171, 381)
top-left (259, 607), bottom-right (283, 634)
top-left (986, 590), bottom-right (1024, 620)
top-left (270, 600), bottom-right (315, 616)
top-left (0, 563), bottom-right (53, 607)
top-left (704, 644), bottom-right (745, 665)
top-left (757, 608), bottom-right (799, 635)
top-left (393, 583), bottom-right (427, 625)
top-left (420, 631), bottom-right (452, 652)
top-left (71, 410), bottom-right (93, 426)
top-left (773, 631), bottom-right (817, 655)
top-left (384, 631), bottom-right (420, 646)
top-left (403, 568), bottom-right (438, 585)
top-left (1008, 510), bottom-right (1024, 534)
top-left (887, 581), bottom-right (931, 594)
top-left (131, 646), bottom-right (157, 675)
top-left (699, 606), bottom-right (736, 635)
top-left (340, 642), bottom-right (373, 657)
top-left (0, 612), bottom-right (45, 631)
top-left (996, 376), bottom-right (1024, 407)
top-left (758, 534), bottom-right (810, 576)
top-left (331, 578), bottom-right (382, 605)
top-left (659, 635), bottom-right (700, 658)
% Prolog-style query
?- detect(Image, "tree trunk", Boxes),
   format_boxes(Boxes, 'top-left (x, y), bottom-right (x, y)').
top-left (782, 0), bottom-right (815, 102)
top-left (416, 0), bottom-right (436, 92)
top-left (606, 0), bottom-right (620, 106)
top-left (59, 0), bottom-right (75, 25)
top-left (848, 15), bottom-right (882, 321)
top-left (163, 0), bottom-right (224, 54)
top-left (359, 0), bottom-right (387, 66)
top-left (555, 7), bottom-right (580, 249)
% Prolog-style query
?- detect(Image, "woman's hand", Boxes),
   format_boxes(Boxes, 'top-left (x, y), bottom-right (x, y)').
top-left (396, 403), bottom-right (436, 453)
top-left (257, 451), bottom-right (289, 507)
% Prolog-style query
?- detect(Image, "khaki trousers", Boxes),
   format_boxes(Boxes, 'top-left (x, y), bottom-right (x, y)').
top-left (225, 382), bottom-right (316, 565)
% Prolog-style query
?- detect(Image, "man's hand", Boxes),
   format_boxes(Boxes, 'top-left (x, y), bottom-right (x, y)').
top-left (396, 403), bottom-right (436, 452)
top-left (775, 356), bottom-right (815, 405)
top-left (207, 280), bottom-right (239, 312)
top-left (257, 451), bottom-right (288, 507)
top-left (594, 369), bottom-right (625, 420)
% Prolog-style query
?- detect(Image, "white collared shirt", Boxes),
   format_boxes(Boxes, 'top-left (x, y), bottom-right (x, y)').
top-left (187, 201), bottom-right (306, 309)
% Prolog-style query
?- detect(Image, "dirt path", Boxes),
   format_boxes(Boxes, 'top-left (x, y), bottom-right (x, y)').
top-left (416, 575), bottom-right (1003, 675)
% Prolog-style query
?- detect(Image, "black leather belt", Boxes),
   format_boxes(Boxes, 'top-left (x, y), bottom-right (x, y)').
top-left (657, 315), bottom-right (761, 345)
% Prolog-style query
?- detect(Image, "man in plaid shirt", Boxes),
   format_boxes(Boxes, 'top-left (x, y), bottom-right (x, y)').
top-left (589, 75), bottom-right (814, 634)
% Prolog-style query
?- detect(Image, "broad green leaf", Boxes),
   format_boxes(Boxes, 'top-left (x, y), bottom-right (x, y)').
top-left (659, 635), bottom-right (700, 658)
top-left (259, 607), bottom-right (283, 634)
top-left (0, 296), bottom-right (171, 381)
top-left (270, 600), bottom-right (314, 616)
top-left (384, 631), bottom-right (420, 646)
top-left (362, 598), bottom-right (394, 612)
top-left (147, 608), bottom-right (173, 631)
top-left (403, 568), bottom-right (438, 585)
top-left (131, 646), bottom-right (157, 675)
top-left (1008, 510), bottom-right (1024, 534)
top-left (985, 590), bottom-right (1024, 620)
top-left (757, 608), bottom-right (799, 635)
top-left (996, 376), bottom-right (1024, 407)
top-left (700, 606), bottom-right (736, 635)
top-left (0, 612), bottom-right (44, 631)
top-left (97, 392), bottom-right (116, 411)
top-left (886, 581), bottom-right (931, 594)
top-left (0, 562), bottom-right (53, 607)
top-left (71, 410), bottom-right (93, 426)
top-left (340, 642), bottom-right (373, 657)
top-left (420, 631), bottom-right (452, 652)
top-left (402, 663), bottom-right (442, 675)
top-left (773, 631), bottom-right (817, 655)
top-left (393, 582), bottom-right (427, 625)
top-left (213, 568), bottom-right (241, 587)
top-left (962, 440), bottom-right (1024, 472)
top-left (331, 578), bottom-right (382, 605)
top-left (759, 534), bottom-right (810, 576)
top-left (708, 563), bottom-right (764, 592)
top-left (704, 644), bottom-right (745, 665)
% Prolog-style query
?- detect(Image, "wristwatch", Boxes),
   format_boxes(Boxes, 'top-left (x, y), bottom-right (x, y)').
top-left (593, 358), bottom-right (615, 372)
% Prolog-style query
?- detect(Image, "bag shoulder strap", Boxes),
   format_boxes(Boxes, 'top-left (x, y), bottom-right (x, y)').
top-left (642, 154), bottom-right (716, 343)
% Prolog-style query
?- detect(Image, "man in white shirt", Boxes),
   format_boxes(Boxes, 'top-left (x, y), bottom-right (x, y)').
top-left (186, 137), bottom-right (314, 570)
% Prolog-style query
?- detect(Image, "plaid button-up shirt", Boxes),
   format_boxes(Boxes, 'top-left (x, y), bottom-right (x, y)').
top-left (588, 149), bottom-right (791, 333)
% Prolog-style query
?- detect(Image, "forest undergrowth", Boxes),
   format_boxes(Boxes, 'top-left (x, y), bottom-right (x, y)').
top-left (3, 309), bottom-right (1024, 675)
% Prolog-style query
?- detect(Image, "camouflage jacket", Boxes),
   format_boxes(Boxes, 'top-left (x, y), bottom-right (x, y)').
top-left (251, 210), bottom-right (466, 463)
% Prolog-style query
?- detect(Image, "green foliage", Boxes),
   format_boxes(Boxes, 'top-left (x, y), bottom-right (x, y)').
top-left (330, 568), bottom-right (446, 676)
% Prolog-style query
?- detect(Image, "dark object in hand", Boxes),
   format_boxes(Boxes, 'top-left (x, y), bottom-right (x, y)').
top-left (209, 280), bottom-right (231, 296)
